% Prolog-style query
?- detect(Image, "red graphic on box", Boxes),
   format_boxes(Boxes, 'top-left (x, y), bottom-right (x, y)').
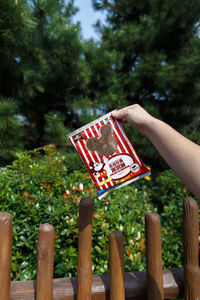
top-left (68, 113), bottom-right (150, 199)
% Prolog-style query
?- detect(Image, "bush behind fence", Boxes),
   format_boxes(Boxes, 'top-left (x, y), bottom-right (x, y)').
top-left (0, 196), bottom-right (200, 299)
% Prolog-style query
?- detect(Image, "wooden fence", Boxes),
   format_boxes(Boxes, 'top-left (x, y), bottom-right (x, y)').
top-left (0, 196), bottom-right (200, 300)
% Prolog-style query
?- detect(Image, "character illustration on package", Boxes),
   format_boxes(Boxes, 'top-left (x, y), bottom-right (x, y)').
top-left (67, 112), bottom-right (150, 199)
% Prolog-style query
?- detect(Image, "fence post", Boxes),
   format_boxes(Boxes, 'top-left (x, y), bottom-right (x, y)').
top-left (77, 197), bottom-right (93, 300)
top-left (36, 223), bottom-right (55, 300)
top-left (145, 213), bottom-right (164, 300)
top-left (183, 197), bottom-right (200, 300)
top-left (0, 212), bottom-right (12, 300)
top-left (109, 230), bottom-right (125, 300)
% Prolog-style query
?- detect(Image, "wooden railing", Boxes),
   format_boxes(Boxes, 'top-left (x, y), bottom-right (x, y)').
top-left (0, 197), bottom-right (200, 300)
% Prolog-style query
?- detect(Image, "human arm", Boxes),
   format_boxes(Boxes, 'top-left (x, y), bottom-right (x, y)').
top-left (112, 104), bottom-right (200, 199)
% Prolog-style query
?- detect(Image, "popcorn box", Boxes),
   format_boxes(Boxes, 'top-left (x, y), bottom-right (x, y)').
top-left (67, 111), bottom-right (150, 199)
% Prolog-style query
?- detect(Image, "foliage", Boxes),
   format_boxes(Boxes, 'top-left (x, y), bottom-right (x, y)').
top-left (145, 169), bottom-right (196, 269)
top-left (0, 98), bottom-right (24, 163)
top-left (75, 41), bottom-right (126, 121)
top-left (93, 0), bottom-right (200, 112)
top-left (0, 0), bottom-right (91, 162)
top-left (0, 0), bottom-right (36, 98)
top-left (43, 111), bottom-right (69, 145)
top-left (0, 147), bottom-right (195, 281)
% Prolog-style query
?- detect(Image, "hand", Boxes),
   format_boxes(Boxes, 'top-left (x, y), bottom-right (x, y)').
top-left (111, 104), bottom-right (155, 134)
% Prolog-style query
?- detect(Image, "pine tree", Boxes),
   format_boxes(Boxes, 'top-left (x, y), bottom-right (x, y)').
top-left (0, 0), bottom-right (37, 163)
top-left (44, 111), bottom-right (69, 145)
top-left (0, 0), bottom-right (92, 162)
top-left (0, 0), bottom-right (38, 99)
top-left (20, 0), bottom-right (88, 147)
top-left (72, 40), bottom-right (125, 123)
top-left (0, 98), bottom-right (23, 164)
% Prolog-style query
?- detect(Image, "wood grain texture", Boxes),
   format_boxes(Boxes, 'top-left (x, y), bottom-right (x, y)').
top-left (145, 213), bottom-right (164, 300)
top-left (109, 231), bottom-right (125, 300)
top-left (183, 197), bottom-right (200, 300)
top-left (36, 223), bottom-right (55, 300)
top-left (77, 197), bottom-right (93, 300)
top-left (0, 212), bottom-right (12, 300)
top-left (10, 268), bottom-right (184, 299)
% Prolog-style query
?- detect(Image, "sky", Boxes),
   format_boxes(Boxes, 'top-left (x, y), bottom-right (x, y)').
top-left (73, 0), bottom-right (107, 40)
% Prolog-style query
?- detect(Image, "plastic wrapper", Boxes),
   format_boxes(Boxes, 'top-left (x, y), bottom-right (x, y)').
top-left (67, 111), bottom-right (151, 199)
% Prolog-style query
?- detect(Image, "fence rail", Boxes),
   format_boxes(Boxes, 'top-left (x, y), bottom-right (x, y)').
top-left (0, 196), bottom-right (200, 300)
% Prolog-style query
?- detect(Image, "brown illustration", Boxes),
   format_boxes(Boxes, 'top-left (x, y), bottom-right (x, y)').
top-left (86, 124), bottom-right (117, 156)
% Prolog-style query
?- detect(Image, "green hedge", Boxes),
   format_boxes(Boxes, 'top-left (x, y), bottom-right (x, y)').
top-left (0, 146), bottom-right (194, 280)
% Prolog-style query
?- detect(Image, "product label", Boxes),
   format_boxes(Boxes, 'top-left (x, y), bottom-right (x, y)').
top-left (67, 111), bottom-right (150, 199)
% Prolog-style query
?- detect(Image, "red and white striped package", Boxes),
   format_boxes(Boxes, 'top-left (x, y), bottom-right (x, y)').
top-left (67, 112), bottom-right (150, 199)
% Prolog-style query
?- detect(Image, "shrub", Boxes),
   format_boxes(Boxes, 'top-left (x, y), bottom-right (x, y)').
top-left (0, 146), bottom-right (196, 281)
top-left (0, 146), bottom-right (157, 280)
top-left (136, 169), bottom-right (197, 269)
top-left (150, 170), bottom-right (196, 269)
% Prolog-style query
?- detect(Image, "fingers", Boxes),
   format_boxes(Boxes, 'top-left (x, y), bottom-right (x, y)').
top-left (111, 108), bottom-right (128, 120)
top-left (111, 104), bottom-right (153, 134)
top-left (112, 104), bottom-right (139, 119)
